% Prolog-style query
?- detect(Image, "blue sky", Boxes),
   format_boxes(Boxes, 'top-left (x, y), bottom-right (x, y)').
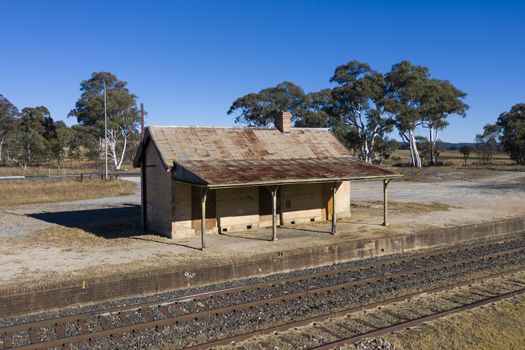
top-left (1, 0), bottom-right (524, 142)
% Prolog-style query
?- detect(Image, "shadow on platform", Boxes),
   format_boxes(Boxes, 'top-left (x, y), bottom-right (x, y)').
top-left (29, 204), bottom-right (143, 239)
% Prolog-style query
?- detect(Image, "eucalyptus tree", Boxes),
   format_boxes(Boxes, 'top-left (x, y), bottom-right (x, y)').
top-left (420, 79), bottom-right (468, 165)
top-left (294, 89), bottom-right (335, 128)
top-left (385, 61), bottom-right (467, 167)
top-left (227, 81), bottom-right (314, 126)
top-left (0, 93), bottom-right (19, 164)
top-left (15, 106), bottom-right (55, 165)
top-left (48, 121), bottom-right (72, 168)
top-left (385, 61), bottom-right (430, 167)
top-left (328, 60), bottom-right (394, 163)
top-left (69, 72), bottom-right (140, 170)
top-left (496, 103), bottom-right (525, 165)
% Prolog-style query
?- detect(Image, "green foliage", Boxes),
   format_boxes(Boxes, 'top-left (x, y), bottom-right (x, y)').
top-left (328, 60), bottom-right (394, 162)
top-left (228, 60), bottom-right (467, 166)
top-left (227, 61), bottom-right (396, 163)
top-left (421, 79), bottom-right (468, 126)
top-left (0, 71), bottom-right (141, 169)
top-left (227, 81), bottom-right (320, 127)
top-left (13, 106), bottom-right (57, 165)
top-left (69, 72), bottom-right (139, 136)
top-left (421, 79), bottom-right (468, 165)
top-left (69, 72), bottom-right (141, 170)
top-left (48, 121), bottom-right (72, 167)
top-left (295, 89), bottom-right (335, 128)
top-left (374, 137), bottom-right (399, 165)
top-left (385, 60), bottom-right (468, 167)
top-left (385, 61), bottom-right (430, 131)
top-left (496, 103), bottom-right (525, 165)
top-left (0, 93), bottom-right (19, 163)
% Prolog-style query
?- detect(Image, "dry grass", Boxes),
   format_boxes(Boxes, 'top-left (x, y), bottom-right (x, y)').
top-left (3, 227), bottom-right (109, 248)
top-left (391, 149), bottom-right (514, 167)
top-left (395, 165), bottom-right (525, 183)
top-left (0, 163), bottom-right (137, 176)
top-left (351, 200), bottom-right (453, 214)
top-left (384, 294), bottom-right (525, 350)
top-left (0, 166), bottom-right (100, 176)
top-left (0, 178), bottom-right (135, 207)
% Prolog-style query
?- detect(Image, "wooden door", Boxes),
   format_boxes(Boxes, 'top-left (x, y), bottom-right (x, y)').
top-left (191, 187), bottom-right (216, 231)
top-left (321, 183), bottom-right (333, 221)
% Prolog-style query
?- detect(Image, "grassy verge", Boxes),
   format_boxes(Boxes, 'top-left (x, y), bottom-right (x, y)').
top-left (0, 179), bottom-right (135, 207)
top-left (395, 165), bottom-right (525, 182)
top-left (351, 200), bottom-right (453, 214)
top-left (384, 294), bottom-right (525, 350)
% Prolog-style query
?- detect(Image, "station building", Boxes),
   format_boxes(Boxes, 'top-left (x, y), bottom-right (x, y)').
top-left (133, 112), bottom-right (399, 248)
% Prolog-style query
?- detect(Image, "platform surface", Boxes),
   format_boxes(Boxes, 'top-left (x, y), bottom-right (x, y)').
top-left (1, 169), bottom-right (524, 290)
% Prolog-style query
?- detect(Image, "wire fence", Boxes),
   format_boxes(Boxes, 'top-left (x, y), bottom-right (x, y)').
top-left (0, 172), bottom-right (140, 182)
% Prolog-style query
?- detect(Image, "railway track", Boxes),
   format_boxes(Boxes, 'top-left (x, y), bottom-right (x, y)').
top-left (229, 271), bottom-right (525, 350)
top-left (1, 235), bottom-right (525, 350)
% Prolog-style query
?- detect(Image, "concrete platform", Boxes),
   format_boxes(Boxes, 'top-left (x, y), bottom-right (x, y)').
top-left (1, 216), bottom-right (525, 318)
top-left (1, 170), bottom-right (525, 317)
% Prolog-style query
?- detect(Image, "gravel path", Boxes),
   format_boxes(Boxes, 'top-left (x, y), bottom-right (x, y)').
top-left (352, 171), bottom-right (525, 204)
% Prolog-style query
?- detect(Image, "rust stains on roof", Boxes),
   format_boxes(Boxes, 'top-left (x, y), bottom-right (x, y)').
top-left (177, 157), bottom-right (399, 188)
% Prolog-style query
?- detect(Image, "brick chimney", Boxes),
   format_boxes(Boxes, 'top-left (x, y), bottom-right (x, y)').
top-left (274, 111), bottom-right (292, 133)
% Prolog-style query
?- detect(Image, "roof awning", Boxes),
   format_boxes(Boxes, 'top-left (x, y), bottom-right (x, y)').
top-left (174, 157), bottom-right (401, 189)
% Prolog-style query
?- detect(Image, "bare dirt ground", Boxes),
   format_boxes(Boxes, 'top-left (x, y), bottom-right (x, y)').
top-left (0, 168), bottom-right (524, 289)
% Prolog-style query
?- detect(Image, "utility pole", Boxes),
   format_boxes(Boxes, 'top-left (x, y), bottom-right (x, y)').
top-left (103, 81), bottom-right (108, 180)
top-left (140, 103), bottom-right (145, 139)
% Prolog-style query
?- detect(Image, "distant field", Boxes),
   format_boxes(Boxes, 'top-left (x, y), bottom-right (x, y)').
top-left (0, 179), bottom-right (136, 207)
top-left (390, 149), bottom-right (513, 167)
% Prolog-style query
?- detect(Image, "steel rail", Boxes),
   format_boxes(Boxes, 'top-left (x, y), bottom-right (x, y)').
top-left (185, 267), bottom-right (525, 350)
top-left (311, 286), bottom-right (525, 350)
top-left (6, 246), bottom-right (525, 350)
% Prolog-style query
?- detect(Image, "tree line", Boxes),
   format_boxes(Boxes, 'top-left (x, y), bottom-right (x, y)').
top-left (1, 63), bottom-right (523, 170)
top-left (478, 104), bottom-right (525, 165)
top-left (457, 105), bottom-right (525, 166)
top-left (0, 72), bottom-right (141, 170)
top-left (227, 60), bottom-right (470, 167)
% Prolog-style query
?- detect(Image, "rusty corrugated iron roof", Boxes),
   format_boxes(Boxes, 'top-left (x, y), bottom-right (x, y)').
top-left (136, 126), bottom-right (350, 165)
top-left (134, 125), bottom-right (400, 186)
top-left (177, 157), bottom-right (399, 188)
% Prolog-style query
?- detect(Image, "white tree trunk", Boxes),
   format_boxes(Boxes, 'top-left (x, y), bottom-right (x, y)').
top-left (117, 136), bottom-right (127, 170)
top-left (429, 127), bottom-right (439, 165)
top-left (106, 129), bottom-right (130, 171)
top-left (360, 139), bottom-right (371, 163)
top-left (408, 129), bottom-right (422, 167)
top-left (0, 139), bottom-right (3, 164)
